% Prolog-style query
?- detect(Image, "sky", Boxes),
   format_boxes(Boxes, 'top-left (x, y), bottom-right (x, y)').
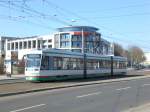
top-left (0, 0), bottom-right (150, 52)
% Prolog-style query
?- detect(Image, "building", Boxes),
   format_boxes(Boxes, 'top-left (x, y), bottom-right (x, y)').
top-left (5, 35), bottom-right (54, 60)
top-left (2, 26), bottom-right (113, 62)
top-left (4, 35), bottom-right (54, 74)
top-left (0, 36), bottom-right (18, 58)
top-left (3, 26), bottom-right (113, 62)
top-left (1, 26), bottom-right (114, 74)
top-left (54, 26), bottom-right (112, 55)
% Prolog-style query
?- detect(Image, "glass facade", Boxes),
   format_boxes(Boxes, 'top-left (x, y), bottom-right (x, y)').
top-left (54, 26), bottom-right (112, 55)
top-left (71, 35), bottom-right (82, 48)
top-left (60, 33), bottom-right (70, 48)
top-left (41, 56), bottom-right (84, 70)
top-left (37, 55), bottom-right (126, 70)
top-left (84, 32), bottom-right (101, 54)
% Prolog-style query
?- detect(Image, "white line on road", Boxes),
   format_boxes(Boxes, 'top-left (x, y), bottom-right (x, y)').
top-left (77, 92), bottom-right (102, 98)
top-left (116, 87), bottom-right (131, 91)
top-left (142, 84), bottom-right (150, 87)
top-left (10, 104), bottom-right (46, 112)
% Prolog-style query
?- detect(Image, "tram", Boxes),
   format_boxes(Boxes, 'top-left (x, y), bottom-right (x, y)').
top-left (25, 49), bottom-right (127, 81)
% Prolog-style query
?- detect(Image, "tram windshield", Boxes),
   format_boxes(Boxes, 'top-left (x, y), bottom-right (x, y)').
top-left (26, 54), bottom-right (41, 68)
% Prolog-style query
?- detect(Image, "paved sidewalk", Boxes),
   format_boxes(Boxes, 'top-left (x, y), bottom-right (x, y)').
top-left (0, 74), bottom-right (25, 80)
top-left (123, 103), bottom-right (150, 112)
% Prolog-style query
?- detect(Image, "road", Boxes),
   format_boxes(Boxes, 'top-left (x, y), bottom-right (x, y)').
top-left (0, 77), bottom-right (150, 112)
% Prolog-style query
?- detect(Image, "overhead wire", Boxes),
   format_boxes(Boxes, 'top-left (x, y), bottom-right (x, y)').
top-left (0, 0), bottom-right (149, 51)
top-left (43, 0), bottom-right (150, 48)
top-left (0, 2), bottom-right (55, 29)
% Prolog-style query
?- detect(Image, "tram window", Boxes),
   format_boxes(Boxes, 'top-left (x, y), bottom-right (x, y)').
top-left (62, 58), bottom-right (70, 70)
top-left (70, 58), bottom-right (77, 70)
top-left (113, 61), bottom-right (117, 69)
top-left (53, 57), bottom-right (83, 70)
top-left (87, 60), bottom-right (93, 69)
top-left (92, 60), bottom-right (99, 69)
top-left (77, 58), bottom-right (83, 69)
top-left (41, 56), bottom-right (49, 70)
top-left (99, 60), bottom-right (103, 68)
top-left (54, 57), bottom-right (62, 70)
top-left (104, 60), bottom-right (109, 68)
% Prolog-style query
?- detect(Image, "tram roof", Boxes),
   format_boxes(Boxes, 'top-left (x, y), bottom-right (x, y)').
top-left (25, 49), bottom-right (127, 61)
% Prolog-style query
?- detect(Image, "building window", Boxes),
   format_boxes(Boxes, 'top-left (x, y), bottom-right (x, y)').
top-left (1, 40), bottom-right (5, 50)
top-left (15, 42), bottom-right (18, 50)
top-left (72, 35), bottom-right (82, 41)
top-left (48, 39), bottom-right (52, 43)
top-left (60, 42), bottom-right (70, 48)
top-left (28, 41), bottom-right (31, 48)
top-left (7, 43), bottom-right (10, 50)
top-left (72, 41), bottom-right (81, 48)
top-left (24, 41), bottom-right (27, 49)
top-left (48, 45), bottom-right (52, 48)
top-left (43, 40), bottom-right (47, 44)
top-left (11, 43), bottom-right (14, 50)
top-left (60, 33), bottom-right (70, 41)
top-left (19, 42), bottom-right (22, 49)
top-left (42, 45), bottom-right (47, 49)
top-left (38, 40), bottom-right (41, 49)
top-left (33, 40), bottom-right (36, 48)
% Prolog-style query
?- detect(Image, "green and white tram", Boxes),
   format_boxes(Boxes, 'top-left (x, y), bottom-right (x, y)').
top-left (25, 49), bottom-right (127, 81)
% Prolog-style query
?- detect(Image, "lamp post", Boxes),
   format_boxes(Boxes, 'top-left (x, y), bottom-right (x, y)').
top-left (82, 27), bottom-right (87, 78)
top-left (130, 52), bottom-right (133, 68)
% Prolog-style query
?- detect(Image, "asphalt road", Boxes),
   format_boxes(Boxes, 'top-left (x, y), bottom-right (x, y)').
top-left (1, 77), bottom-right (150, 112)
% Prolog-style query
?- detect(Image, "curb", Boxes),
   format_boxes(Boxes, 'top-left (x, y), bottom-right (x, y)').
top-left (0, 78), bottom-right (24, 81)
top-left (0, 78), bottom-right (26, 85)
top-left (0, 75), bottom-right (150, 97)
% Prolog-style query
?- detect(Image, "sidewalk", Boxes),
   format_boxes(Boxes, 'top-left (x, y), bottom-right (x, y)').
top-left (123, 103), bottom-right (150, 112)
top-left (0, 74), bottom-right (25, 80)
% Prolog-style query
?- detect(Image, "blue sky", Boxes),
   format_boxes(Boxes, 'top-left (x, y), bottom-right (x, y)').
top-left (0, 0), bottom-right (150, 51)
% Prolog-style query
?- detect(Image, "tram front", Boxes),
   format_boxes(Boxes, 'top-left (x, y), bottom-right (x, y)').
top-left (25, 53), bottom-right (42, 81)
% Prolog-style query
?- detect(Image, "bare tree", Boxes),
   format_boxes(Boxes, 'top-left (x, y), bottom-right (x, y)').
top-left (128, 46), bottom-right (146, 65)
top-left (114, 43), bottom-right (126, 56)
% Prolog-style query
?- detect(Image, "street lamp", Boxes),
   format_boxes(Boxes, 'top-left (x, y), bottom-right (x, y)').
top-left (81, 27), bottom-right (87, 78)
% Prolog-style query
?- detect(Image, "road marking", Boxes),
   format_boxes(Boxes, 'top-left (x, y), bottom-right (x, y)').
top-left (77, 92), bottom-right (102, 98)
top-left (10, 104), bottom-right (46, 112)
top-left (142, 84), bottom-right (150, 87)
top-left (116, 87), bottom-right (131, 91)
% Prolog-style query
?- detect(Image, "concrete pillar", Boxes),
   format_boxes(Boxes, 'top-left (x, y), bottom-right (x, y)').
top-left (31, 40), bottom-right (33, 49)
top-left (36, 39), bottom-right (38, 49)
top-left (26, 41), bottom-right (28, 49)
top-left (5, 39), bottom-right (8, 52)
top-left (70, 33), bottom-right (72, 50)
